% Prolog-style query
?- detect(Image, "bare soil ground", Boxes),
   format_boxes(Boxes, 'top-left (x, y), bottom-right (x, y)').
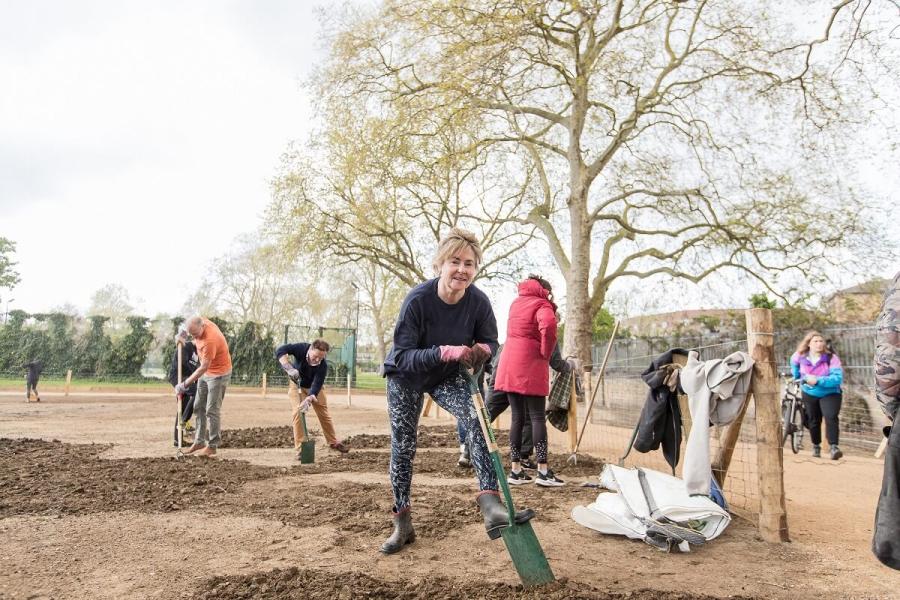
top-left (0, 390), bottom-right (896, 599)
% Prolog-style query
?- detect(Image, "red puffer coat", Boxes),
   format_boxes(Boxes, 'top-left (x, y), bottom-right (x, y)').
top-left (493, 279), bottom-right (558, 396)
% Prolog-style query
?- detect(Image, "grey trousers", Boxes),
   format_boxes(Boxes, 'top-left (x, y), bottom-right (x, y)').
top-left (195, 371), bottom-right (231, 448)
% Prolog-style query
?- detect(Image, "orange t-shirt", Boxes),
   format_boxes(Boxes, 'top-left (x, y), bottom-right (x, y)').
top-left (195, 319), bottom-right (232, 376)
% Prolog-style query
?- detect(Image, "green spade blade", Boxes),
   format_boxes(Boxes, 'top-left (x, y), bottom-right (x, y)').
top-left (501, 522), bottom-right (556, 587)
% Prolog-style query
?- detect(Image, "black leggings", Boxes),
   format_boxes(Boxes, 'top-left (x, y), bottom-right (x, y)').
top-left (802, 392), bottom-right (842, 446)
top-left (508, 393), bottom-right (547, 464)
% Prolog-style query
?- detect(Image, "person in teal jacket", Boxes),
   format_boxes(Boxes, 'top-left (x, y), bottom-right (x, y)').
top-left (790, 330), bottom-right (844, 460)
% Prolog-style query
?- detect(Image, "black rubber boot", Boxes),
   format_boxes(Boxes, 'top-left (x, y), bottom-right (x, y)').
top-left (476, 492), bottom-right (535, 540)
top-left (380, 507), bottom-right (415, 554)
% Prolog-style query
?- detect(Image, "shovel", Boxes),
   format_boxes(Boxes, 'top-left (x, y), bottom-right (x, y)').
top-left (175, 340), bottom-right (185, 460)
top-left (465, 370), bottom-right (555, 587)
top-left (636, 468), bottom-right (706, 550)
top-left (298, 401), bottom-right (316, 464)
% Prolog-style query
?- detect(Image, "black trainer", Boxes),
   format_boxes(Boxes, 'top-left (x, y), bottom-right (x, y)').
top-left (519, 458), bottom-right (538, 470)
top-left (535, 469), bottom-right (565, 487)
top-left (507, 469), bottom-right (533, 485)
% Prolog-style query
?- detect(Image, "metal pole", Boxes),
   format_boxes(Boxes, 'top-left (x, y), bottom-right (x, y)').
top-left (349, 282), bottom-right (360, 405)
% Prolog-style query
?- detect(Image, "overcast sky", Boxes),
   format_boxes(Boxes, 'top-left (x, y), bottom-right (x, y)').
top-left (1, 1), bottom-right (898, 325)
top-left (1, 0), bottom-right (330, 316)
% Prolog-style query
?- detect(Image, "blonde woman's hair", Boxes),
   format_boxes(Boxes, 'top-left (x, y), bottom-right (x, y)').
top-left (432, 227), bottom-right (483, 275)
top-left (795, 330), bottom-right (824, 356)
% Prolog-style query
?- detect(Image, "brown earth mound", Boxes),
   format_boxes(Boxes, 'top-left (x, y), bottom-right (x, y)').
top-left (0, 437), bottom-right (597, 534)
top-left (0, 438), bottom-right (284, 517)
top-left (195, 567), bottom-right (757, 599)
top-left (220, 426), bottom-right (295, 448)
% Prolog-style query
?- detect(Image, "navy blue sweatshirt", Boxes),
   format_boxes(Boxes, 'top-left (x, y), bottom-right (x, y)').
top-left (167, 341), bottom-right (200, 395)
top-left (275, 342), bottom-right (328, 397)
top-left (22, 361), bottom-right (43, 383)
top-left (383, 278), bottom-right (498, 392)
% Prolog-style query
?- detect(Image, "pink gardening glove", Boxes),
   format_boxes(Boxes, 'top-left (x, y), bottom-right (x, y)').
top-left (439, 345), bottom-right (472, 363)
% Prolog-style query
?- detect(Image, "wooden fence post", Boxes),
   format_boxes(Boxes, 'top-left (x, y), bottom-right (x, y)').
top-left (746, 308), bottom-right (790, 542)
top-left (64, 369), bottom-right (72, 397)
top-left (347, 368), bottom-right (352, 407)
top-left (261, 373), bottom-right (267, 400)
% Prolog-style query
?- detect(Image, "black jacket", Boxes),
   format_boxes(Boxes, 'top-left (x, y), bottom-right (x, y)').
top-left (168, 341), bottom-right (200, 395)
top-left (23, 361), bottom-right (43, 382)
top-left (633, 348), bottom-right (689, 472)
top-left (275, 342), bottom-right (328, 396)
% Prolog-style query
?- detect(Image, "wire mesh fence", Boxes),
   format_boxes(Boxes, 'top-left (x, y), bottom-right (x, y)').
top-left (574, 338), bottom-right (761, 518)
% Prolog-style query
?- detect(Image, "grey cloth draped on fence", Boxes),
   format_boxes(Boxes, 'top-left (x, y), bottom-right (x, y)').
top-left (679, 350), bottom-right (754, 496)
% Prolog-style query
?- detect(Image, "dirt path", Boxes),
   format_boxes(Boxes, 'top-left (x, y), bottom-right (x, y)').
top-left (0, 392), bottom-right (897, 599)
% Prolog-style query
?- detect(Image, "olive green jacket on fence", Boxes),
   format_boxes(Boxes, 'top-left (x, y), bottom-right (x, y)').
top-left (875, 271), bottom-right (900, 422)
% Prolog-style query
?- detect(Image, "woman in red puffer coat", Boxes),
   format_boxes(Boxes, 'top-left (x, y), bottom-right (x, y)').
top-left (494, 275), bottom-right (564, 487)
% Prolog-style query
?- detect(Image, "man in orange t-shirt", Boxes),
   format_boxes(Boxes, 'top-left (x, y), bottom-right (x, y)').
top-left (175, 316), bottom-right (233, 457)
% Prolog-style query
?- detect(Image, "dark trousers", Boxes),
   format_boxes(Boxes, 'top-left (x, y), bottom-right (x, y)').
top-left (174, 394), bottom-right (195, 442)
top-left (507, 393), bottom-right (548, 464)
top-left (873, 423), bottom-right (900, 569)
top-left (488, 389), bottom-right (533, 458)
top-left (802, 392), bottom-right (842, 446)
top-left (26, 377), bottom-right (39, 400)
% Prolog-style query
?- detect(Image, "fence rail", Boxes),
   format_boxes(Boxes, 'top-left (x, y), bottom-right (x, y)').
top-left (0, 369), bottom-right (388, 392)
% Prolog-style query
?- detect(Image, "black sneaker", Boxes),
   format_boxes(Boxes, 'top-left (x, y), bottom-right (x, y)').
top-left (812, 445), bottom-right (821, 458)
top-left (830, 445), bottom-right (843, 460)
top-left (507, 469), bottom-right (533, 485)
top-left (535, 469), bottom-right (565, 487)
top-left (519, 458), bottom-right (538, 470)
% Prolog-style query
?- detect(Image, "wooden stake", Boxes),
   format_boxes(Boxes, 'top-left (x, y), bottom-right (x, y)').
top-left (746, 308), bottom-right (790, 543)
top-left (875, 436), bottom-right (888, 459)
top-left (422, 394), bottom-right (434, 417)
top-left (347, 367), bottom-right (352, 407)
top-left (64, 369), bottom-right (72, 397)
top-left (261, 372), bottom-right (267, 400)
top-left (567, 374), bottom-right (578, 452)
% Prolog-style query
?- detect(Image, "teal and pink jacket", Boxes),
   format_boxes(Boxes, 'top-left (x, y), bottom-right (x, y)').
top-left (790, 352), bottom-right (843, 397)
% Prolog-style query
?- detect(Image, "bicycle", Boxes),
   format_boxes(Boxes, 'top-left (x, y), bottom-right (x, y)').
top-left (781, 375), bottom-right (805, 454)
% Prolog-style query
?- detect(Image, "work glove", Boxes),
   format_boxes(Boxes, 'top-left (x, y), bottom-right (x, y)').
top-left (465, 343), bottom-right (492, 373)
top-left (174, 327), bottom-right (189, 343)
top-left (279, 361), bottom-right (300, 383)
top-left (300, 395), bottom-right (315, 412)
top-left (439, 345), bottom-right (472, 363)
top-left (174, 382), bottom-right (187, 396)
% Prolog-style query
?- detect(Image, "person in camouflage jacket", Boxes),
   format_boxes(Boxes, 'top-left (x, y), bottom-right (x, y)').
top-left (875, 272), bottom-right (900, 421)
top-left (873, 271), bottom-right (900, 570)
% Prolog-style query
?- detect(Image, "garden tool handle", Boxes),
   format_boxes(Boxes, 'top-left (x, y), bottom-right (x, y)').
top-left (463, 368), bottom-right (517, 523)
top-left (300, 410), bottom-right (310, 439)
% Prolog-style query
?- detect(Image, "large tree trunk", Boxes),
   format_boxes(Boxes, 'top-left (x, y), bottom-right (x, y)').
top-left (566, 186), bottom-right (594, 371)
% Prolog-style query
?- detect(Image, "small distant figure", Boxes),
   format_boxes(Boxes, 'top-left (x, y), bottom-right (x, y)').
top-left (22, 360), bottom-right (43, 403)
top-left (790, 331), bottom-right (844, 460)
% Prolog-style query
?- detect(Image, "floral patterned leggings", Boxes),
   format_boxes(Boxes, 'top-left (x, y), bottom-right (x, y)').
top-left (387, 373), bottom-right (498, 510)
